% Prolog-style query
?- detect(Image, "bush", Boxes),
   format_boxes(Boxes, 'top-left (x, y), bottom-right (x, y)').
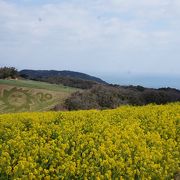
top-left (64, 85), bottom-right (180, 111)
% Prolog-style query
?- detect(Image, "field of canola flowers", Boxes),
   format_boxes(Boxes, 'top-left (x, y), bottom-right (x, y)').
top-left (0, 103), bottom-right (179, 180)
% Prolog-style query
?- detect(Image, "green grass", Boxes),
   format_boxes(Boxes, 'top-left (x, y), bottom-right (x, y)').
top-left (0, 79), bottom-right (78, 93)
top-left (0, 79), bottom-right (80, 113)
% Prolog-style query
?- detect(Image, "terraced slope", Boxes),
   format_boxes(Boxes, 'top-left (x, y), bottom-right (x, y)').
top-left (0, 79), bottom-right (79, 113)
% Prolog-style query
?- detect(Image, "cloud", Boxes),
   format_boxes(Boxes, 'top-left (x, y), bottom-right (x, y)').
top-left (0, 0), bottom-right (176, 45)
top-left (0, 0), bottom-right (180, 75)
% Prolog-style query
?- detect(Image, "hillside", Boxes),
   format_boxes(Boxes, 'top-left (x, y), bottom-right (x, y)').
top-left (0, 103), bottom-right (179, 179)
top-left (0, 79), bottom-right (79, 113)
top-left (1, 67), bottom-right (180, 112)
top-left (20, 69), bottom-right (107, 84)
top-left (61, 84), bottom-right (180, 110)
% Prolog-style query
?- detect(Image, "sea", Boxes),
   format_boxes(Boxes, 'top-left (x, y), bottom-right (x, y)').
top-left (103, 74), bottom-right (180, 90)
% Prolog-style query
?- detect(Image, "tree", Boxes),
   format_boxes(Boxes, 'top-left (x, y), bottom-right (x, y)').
top-left (0, 67), bottom-right (19, 79)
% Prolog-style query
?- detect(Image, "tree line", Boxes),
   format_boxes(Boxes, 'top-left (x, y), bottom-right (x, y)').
top-left (54, 84), bottom-right (180, 111)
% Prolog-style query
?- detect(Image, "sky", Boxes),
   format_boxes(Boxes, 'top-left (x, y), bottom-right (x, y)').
top-left (0, 0), bottom-right (180, 88)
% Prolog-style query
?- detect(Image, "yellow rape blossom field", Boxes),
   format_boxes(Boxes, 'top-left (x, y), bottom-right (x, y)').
top-left (0, 103), bottom-right (179, 179)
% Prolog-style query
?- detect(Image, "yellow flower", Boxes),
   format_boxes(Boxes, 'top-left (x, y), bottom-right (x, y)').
top-left (0, 103), bottom-right (179, 179)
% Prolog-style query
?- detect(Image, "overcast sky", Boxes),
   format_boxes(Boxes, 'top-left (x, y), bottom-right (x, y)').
top-left (0, 0), bottom-right (180, 86)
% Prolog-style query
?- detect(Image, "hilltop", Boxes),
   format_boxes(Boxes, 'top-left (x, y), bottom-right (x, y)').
top-left (20, 69), bottom-right (107, 84)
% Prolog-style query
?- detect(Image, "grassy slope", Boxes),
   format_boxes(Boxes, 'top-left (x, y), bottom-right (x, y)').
top-left (0, 79), bottom-right (78, 92)
top-left (0, 79), bottom-right (79, 113)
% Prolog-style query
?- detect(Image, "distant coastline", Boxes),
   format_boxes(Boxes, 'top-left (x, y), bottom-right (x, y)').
top-left (103, 74), bottom-right (180, 90)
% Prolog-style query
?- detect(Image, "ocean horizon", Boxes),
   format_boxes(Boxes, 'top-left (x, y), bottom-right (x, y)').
top-left (102, 74), bottom-right (180, 90)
